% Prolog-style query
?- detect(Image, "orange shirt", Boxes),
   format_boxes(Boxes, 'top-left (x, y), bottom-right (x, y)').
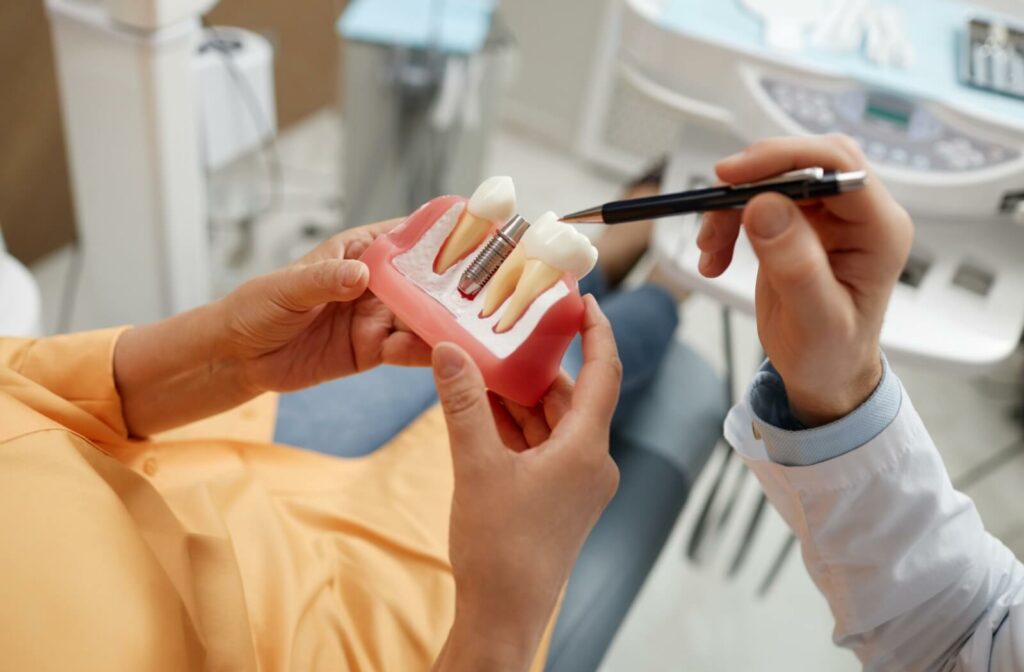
top-left (0, 330), bottom-right (552, 671)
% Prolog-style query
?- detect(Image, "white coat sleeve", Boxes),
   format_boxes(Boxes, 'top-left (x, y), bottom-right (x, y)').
top-left (725, 385), bottom-right (1024, 671)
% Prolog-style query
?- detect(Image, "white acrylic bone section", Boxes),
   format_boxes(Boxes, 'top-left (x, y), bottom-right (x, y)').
top-left (393, 203), bottom-right (568, 360)
top-left (434, 176), bottom-right (517, 274)
top-left (521, 211), bottom-right (598, 279)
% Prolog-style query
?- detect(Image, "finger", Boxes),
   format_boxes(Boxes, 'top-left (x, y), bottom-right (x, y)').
top-left (714, 134), bottom-right (896, 230)
top-left (696, 210), bottom-right (742, 278)
top-left (433, 343), bottom-right (502, 462)
top-left (488, 393), bottom-right (530, 452)
top-left (381, 332), bottom-right (432, 367)
top-left (570, 296), bottom-right (622, 428)
top-left (270, 259), bottom-right (369, 312)
top-left (340, 218), bottom-right (406, 259)
top-left (301, 218), bottom-right (405, 264)
top-left (743, 192), bottom-right (847, 324)
top-left (715, 134), bottom-right (862, 183)
top-left (541, 373), bottom-right (574, 428)
top-left (503, 399), bottom-right (552, 448)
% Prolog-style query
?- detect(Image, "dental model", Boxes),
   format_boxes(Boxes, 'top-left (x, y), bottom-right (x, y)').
top-left (433, 176), bottom-right (517, 274)
top-left (359, 180), bottom-right (596, 405)
top-left (488, 212), bottom-right (598, 333)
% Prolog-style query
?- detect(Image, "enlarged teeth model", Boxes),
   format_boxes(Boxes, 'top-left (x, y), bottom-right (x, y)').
top-left (433, 176), bottom-right (517, 274)
top-left (492, 211), bottom-right (598, 333)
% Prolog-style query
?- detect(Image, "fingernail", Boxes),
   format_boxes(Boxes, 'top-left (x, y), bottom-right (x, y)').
top-left (749, 199), bottom-right (791, 240)
top-left (434, 344), bottom-right (465, 381)
top-left (341, 263), bottom-right (367, 287)
top-left (698, 252), bottom-right (713, 274)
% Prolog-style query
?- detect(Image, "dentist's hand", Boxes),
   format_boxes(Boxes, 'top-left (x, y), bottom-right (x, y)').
top-left (224, 220), bottom-right (432, 393)
top-left (697, 135), bottom-right (913, 426)
top-left (431, 297), bottom-right (621, 672)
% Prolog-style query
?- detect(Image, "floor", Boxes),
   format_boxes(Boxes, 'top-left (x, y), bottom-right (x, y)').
top-left (28, 111), bottom-right (1024, 671)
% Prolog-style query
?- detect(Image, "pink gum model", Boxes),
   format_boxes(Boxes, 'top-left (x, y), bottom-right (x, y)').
top-left (360, 195), bottom-right (585, 406)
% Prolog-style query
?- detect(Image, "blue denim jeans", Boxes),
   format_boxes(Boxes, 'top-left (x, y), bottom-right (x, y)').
top-left (274, 269), bottom-right (680, 456)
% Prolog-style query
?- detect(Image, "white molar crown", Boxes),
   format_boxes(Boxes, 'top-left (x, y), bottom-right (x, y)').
top-left (468, 176), bottom-right (517, 223)
top-left (520, 211), bottom-right (598, 279)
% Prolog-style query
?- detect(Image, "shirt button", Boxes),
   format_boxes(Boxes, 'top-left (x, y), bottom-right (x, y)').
top-left (143, 458), bottom-right (159, 477)
top-left (752, 422), bottom-right (762, 441)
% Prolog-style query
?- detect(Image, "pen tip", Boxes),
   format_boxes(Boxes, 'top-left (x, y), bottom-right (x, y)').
top-left (559, 206), bottom-right (603, 224)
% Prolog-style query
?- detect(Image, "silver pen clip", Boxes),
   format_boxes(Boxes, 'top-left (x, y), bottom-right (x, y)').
top-left (738, 167), bottom-right (826, 189)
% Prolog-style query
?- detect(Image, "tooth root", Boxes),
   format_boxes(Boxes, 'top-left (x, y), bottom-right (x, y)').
top-left (495, 258), bottom-right (564, 334)
top-left (480, 245), bottom-right (526, 318)
top-left (434, 213), bottom-right (493, 275)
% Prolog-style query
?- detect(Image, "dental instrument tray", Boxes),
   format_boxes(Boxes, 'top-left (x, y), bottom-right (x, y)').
top-left (960, 18), bottom-right (1024, 101)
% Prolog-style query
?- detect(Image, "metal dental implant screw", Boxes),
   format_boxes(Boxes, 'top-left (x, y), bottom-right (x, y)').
top-left (458, 215), bottom-right (531, 298)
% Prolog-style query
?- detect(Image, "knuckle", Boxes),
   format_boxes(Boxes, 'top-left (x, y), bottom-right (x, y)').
top-left (311, 262), bottom-right (336, 290)
top-left (602, 356), bottom-right (624, 385)
top-left (441, 383), bottom-right (483, 418)
top-left (773, 256), bottom-right (820, 286)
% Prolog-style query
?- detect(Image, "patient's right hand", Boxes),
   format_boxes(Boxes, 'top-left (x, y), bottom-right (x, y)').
top-left (697, 134), bottom-right (913, 426)
top-left (430, 296), bottom-right (621, 672)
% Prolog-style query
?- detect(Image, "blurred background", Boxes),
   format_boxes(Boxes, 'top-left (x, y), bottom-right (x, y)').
top-left (2, 0), bottom-right (1024, 669)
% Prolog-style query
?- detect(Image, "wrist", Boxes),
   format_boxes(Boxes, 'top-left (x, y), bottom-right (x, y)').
top-left (437, 591), bottom-right (552, 672)
top-left (206, 296), bottom-right (264, 397)
top-left (113, 300), bottom-right (257, 436)
top-left (785, 353), bottom-right (883, 427)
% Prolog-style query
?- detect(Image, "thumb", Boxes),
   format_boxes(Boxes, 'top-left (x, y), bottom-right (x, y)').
top-left (743, 193), bottom-right (843, 323)
top-left (272, 259), bottom-right (369, 311)
top-left (432, 343), bottom-right (501, 461)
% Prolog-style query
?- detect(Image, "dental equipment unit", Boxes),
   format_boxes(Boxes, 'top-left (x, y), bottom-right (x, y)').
top-left (560, 167), bottom-right (867, 225)
top-left (582, 0), bottom-right (1024, 376)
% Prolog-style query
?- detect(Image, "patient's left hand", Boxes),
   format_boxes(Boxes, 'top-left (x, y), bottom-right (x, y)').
top-left (223, 220), bottom-right (432, 393)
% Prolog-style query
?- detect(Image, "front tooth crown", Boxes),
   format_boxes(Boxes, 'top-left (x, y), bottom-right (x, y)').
top-left (520, 211), bottom-right (598, 278)
top-left (468, 176), bottom-right (517, 223)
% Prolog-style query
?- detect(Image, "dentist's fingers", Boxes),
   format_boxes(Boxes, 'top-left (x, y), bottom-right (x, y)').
top-left (714, 135), bottom-right (900, 231)
top-left (503, 399), bottom-right (552, 448)
top-left (697, 210), bottom-right (742, 277)
top-left (541, 373), bottom-right (574, 429)
top-left (488, 393), bottom-right (530, 453)
top-left (269, 259), bottom-right (369, 312)
top-left (566, 296), bottom-right (622, 430)
top-left (433, 343), bottom-right (503, 465)
top-left (743, 193), bottom-right (845, 324)
top-left (715, 134), bottom-right (862, 183)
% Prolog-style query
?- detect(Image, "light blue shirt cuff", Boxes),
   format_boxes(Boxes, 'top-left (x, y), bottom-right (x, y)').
top-left (747, 354), bottom-right (902, 467)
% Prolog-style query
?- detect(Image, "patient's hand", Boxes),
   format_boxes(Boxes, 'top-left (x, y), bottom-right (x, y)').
top-left (224, 220), bottom-right (432, 394)
top-left (114, 220), bottom-right (431, 437)
top-left (430, 296), bottom-right (621, 672)
top-left (697, 134), bottom-right (913, 425)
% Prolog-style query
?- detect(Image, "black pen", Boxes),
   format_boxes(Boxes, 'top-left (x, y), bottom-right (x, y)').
top-left (560, 167), bottom-right (868, 225)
